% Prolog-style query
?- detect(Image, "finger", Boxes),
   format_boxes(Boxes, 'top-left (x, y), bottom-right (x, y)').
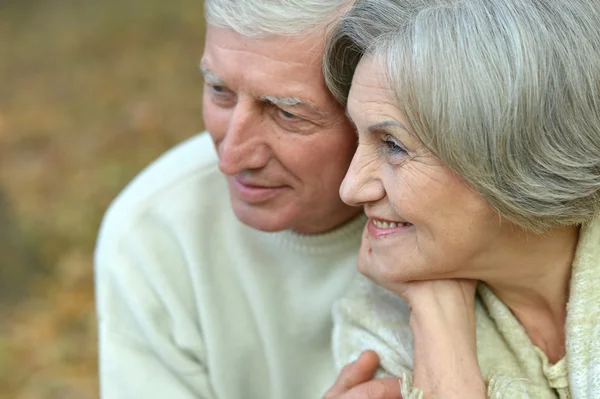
top-left (324, 351), bottom-right (381, 397)
top-left (343, 377), bottom-right (403, 399)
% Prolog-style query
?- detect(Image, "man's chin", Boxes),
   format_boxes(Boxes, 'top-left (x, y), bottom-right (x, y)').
top-left (231, 201), bottom-right (293, 232)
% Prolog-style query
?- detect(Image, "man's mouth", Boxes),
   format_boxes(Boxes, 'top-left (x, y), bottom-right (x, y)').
top-left (230, 177), bottom-right (287, 203)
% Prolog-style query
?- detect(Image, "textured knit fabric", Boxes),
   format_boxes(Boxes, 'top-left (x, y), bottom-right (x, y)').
top-left (95, 132), bottom-right (367, 399)
top-left (333, 215), bottom-right (600, 398)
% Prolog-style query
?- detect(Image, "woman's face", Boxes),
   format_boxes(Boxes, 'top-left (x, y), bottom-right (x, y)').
top-left (342, 57), bottom-right (517, 287)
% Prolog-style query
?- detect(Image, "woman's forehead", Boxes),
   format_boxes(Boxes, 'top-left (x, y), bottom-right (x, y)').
top-left (347, 58), bottom-right (398, 121)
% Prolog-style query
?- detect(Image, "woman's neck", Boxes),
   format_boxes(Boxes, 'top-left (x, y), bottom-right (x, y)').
top-left (483, 225), bottom-right (579, 363)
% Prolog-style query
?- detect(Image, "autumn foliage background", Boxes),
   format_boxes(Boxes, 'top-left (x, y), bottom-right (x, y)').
top-left (0, 1), bottom-right (205, 397)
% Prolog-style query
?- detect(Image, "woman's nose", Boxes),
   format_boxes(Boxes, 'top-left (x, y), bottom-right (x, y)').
top-left (339, 146), bottom-right (385, 207)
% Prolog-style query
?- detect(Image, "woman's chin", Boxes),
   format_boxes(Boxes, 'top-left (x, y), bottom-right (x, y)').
top-left (357, 246), bottom-right (419, 285)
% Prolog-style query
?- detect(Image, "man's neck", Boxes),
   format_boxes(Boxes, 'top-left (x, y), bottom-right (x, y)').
top-left (292, 207), bottom-right (362, 235)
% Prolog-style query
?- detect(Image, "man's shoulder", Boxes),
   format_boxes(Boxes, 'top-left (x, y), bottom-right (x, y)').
top-left (97, 132), bottom-right (226, 242)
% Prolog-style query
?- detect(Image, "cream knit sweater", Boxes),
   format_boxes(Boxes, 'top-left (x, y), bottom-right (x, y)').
top-left (95, 132), bottom-right (367, 399)
top-left (333, 216), bottom-right (600, 398)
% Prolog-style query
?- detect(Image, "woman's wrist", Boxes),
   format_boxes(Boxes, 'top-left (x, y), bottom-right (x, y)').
top-left (408, 285), bottom-right (477, 339)
top-left (406, 281), bottom-right (485, 398)
top-left (409, 294), bottom-right (479, 371)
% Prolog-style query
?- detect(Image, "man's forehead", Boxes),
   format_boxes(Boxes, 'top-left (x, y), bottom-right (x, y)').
top-left (204, 25), bottom-right (325, 64)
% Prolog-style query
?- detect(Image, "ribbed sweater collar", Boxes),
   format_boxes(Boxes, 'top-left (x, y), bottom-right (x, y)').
top-left (254, 213), bottom-right (368, 255)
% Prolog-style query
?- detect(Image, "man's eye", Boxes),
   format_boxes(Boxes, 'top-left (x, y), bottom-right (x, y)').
top-left (272, 107), bottom-right (313, 132)
top-left (206, 83), bottom-right (236, 107)
top-left (279, 109), bottom-right (296, 119)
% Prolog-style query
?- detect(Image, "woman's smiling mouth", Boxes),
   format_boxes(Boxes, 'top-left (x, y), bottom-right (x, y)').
top-left (367, 217), bottom-right (413, 238)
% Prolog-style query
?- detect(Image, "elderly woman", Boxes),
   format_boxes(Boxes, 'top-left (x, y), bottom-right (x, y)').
top-left (323, 0), bottom-right (600, 398)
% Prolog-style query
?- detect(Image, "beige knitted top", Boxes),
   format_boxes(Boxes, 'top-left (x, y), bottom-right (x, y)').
top-left (333, 215), bottom-right (600, 398)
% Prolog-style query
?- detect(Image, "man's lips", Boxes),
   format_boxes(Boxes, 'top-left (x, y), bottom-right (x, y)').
top-left (230, 176), bottom-right (287, 203)
top-left (235, 180), bottom-right (281, 189)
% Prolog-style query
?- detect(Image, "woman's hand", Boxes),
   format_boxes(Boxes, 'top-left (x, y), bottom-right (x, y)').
top-left (405, 279), bottom-right (486, 399)
top-left (394, 279), bottom-right (486, 399)
top-left (359, 236), bottom-right (485, 398)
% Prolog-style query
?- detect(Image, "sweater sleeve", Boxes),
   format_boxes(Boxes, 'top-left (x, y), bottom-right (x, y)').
top-left (332, 275), bottom-right (541, 399)
top-left (95, 213), bottom-right (215, 399)
top-left (395, 375), bottom-right (539, 399)
top-left (332, 275), bottom-right (415, 380)
top-left (332, 276), bottom-right (431, 398)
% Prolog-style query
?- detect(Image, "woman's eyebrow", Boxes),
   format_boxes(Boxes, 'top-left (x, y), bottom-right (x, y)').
top-left (367, 120), bottom-right (409, 134)
top-left (345, 105), bottom-right (408, 135)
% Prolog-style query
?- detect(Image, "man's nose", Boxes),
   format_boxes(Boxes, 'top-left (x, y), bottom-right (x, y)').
top-left (339, 146), bottom-right (385, 207)
top-left (217, 101), bottom-right (270, 175)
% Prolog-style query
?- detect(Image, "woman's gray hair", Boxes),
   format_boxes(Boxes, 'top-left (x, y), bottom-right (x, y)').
top-left (204, 0), bottom-right (352, 38)
top-left (325, 0), bottom-right (600, 232)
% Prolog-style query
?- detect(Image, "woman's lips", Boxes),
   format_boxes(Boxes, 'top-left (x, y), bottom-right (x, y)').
top-left (230, 177), bottom-right (287, 203)
top-left (366, 217), bottom-right (413, 238)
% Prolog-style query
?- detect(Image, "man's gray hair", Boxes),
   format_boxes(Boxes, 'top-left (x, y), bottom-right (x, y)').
top-left (204, 0), bottom-right (352, 38)
top-left (325, 0), bottom-right (600, 232)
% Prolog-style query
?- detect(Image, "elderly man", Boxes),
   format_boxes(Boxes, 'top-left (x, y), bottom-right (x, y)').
top-left (95, 0), bottom-right (401, 398)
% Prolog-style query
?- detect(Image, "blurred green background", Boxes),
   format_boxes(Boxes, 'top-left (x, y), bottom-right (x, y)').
top-left (0, 0), bottom-right (205, 397)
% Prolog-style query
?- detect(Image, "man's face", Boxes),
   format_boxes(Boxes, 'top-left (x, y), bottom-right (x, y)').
top-left (201, 25), bottom-right (360, 234)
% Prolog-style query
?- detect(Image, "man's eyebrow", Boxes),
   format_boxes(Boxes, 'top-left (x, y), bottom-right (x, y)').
top-left (260, 95), bottom-right (306, 106)
top-left (260, 95), bottom-right (328, 116)
top-left (199, 64), bottom-right (225, 85)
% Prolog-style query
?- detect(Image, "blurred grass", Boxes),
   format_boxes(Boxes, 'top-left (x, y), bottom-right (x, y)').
top-left (0, 0), bottom-right (205, 397)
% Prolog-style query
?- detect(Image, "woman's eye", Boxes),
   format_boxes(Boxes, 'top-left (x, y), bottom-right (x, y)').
top-left (211, 85), bottom-right (226, 93)
top-left (381, 136), bottom-right (407, 155)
